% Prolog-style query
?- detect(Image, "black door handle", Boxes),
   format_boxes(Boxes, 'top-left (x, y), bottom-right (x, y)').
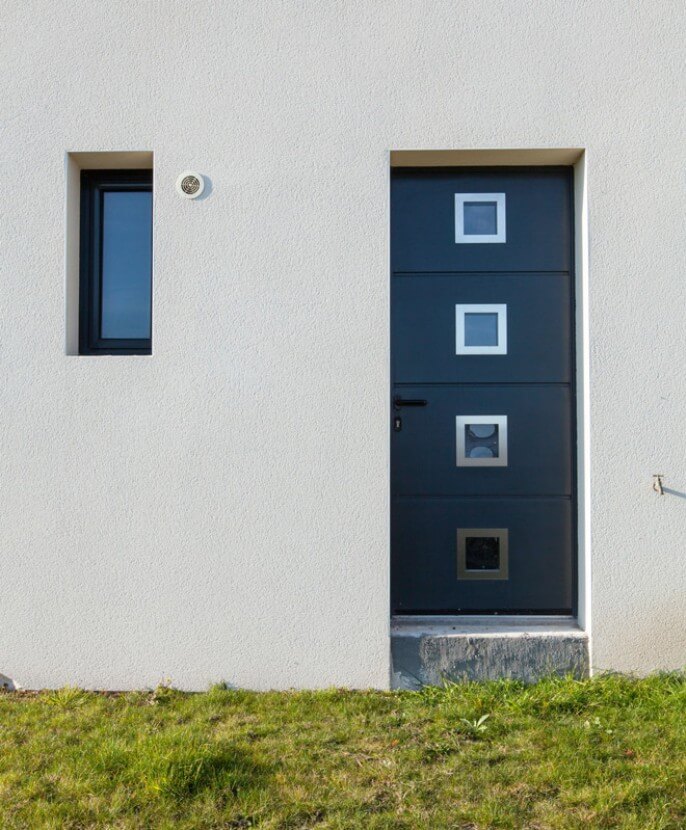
top-left (393, 396), bottom-right (428, 410)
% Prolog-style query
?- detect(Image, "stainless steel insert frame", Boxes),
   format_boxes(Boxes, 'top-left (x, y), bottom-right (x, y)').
top-left (456, 414), bottom-right (508, 467)
top-left (457, 528), bottom-right (510, 581)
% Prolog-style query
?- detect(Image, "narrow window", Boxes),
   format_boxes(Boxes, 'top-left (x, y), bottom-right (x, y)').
top-left (79, 170), bottom-right (152, 354)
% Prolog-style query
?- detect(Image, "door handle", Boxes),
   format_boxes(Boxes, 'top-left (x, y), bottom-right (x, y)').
top-left (393, 396), bottom-right (428, 410)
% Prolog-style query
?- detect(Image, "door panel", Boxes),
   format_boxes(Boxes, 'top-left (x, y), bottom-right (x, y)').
top-left (392, 168), bottom-right (572, 273)
top-left (393, 273), bottom-right (572, 384)
top-left (392, 498), bottom-right (573, 612)
top-left (393, 385), bottom-right (572, 497)
top-left (391, 166), bottom-right (575, 615)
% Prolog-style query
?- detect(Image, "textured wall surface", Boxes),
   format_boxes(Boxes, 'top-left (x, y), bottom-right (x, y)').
top-left (1, 1), bottom-right (685, 689)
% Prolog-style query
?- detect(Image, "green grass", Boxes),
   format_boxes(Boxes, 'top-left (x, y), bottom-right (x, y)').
top-left (2, 675), bottom-right (686, 829)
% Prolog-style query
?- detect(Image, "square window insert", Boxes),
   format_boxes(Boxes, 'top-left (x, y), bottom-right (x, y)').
top-left (466, 312), bottom-right (497, 346)
top-left (457, 529), bottom-right (509, 580)
top-left (464, 201), bottom-right (497, 235)
top-left (455, 193), bottom-right (506, 243)
top-left (456, 304), bottom-right (507, 355)
top-left (456, 415), bottom-right (508, 467)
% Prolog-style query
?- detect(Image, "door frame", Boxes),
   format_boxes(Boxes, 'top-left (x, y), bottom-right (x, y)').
top-left (388, 149), bottom-right (591, 633)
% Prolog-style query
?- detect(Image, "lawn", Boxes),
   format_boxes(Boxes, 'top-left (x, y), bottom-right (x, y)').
top-left (1, 675), bottom-right (686, 829)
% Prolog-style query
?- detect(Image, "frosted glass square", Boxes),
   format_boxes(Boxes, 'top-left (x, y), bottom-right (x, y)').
top-left (464, 312), bottom-right (498, 347)
top-left (463, 201), bottom-right (498, 235)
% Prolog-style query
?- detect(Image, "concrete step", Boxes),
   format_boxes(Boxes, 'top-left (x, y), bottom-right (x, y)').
top-left (391, 616), bottom-right (589, 689)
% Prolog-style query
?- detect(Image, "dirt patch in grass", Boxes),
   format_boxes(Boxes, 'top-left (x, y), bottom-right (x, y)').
top-left (1, 675), bottom-right (686, 828)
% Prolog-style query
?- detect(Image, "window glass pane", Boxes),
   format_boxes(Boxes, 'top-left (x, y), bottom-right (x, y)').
top-left (464, 201), bottom-right (497, 235)
top-left (101, 191), bottom-right (152, 339)
top-left (464, 312), bottom-right (498, 346)
top-left (465, 536), bottom-right (500, 571)
top-left (465, 423), bottom-right (499, 458)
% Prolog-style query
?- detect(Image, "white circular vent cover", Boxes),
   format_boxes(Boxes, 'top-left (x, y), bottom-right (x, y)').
top-left (175, 171), bottom-right (205, 199)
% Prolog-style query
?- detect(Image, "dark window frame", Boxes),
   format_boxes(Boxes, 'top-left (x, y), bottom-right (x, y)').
top-left (79, 169), bottom-right (153, 355)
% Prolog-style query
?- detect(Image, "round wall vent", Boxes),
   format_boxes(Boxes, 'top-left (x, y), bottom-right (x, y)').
top-left (175, 171), bottom-right (205, 199)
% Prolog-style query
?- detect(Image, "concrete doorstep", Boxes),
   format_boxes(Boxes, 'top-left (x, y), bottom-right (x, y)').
top-left (391, 616), bottom-right (589, 690)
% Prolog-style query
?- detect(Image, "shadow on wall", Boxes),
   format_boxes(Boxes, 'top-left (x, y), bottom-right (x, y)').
top-left (194, 175), bottom-right (212, 201)
top-left (0, 674), bottom-right (17, 691)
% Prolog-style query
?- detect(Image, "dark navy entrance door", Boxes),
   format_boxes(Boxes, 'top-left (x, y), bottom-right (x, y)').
top-left (391, 168), bottom-right (575, 613)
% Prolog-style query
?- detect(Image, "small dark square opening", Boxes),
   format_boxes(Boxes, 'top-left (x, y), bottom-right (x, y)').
top-left (465, 536), bottom-right (500, 571)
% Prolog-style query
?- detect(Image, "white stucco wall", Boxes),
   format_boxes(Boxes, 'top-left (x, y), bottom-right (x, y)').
top-left (1, 1), bottom-right (685, 689)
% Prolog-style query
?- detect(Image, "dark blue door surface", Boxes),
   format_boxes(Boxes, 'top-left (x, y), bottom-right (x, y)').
top-left (391, 168), bottom-right (575, 613)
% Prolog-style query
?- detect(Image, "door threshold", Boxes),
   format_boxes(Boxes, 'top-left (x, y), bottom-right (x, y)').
top-left (391, 614), bottom-right (585, 637)
top-left (391, 614), bottom-right (589, 687)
